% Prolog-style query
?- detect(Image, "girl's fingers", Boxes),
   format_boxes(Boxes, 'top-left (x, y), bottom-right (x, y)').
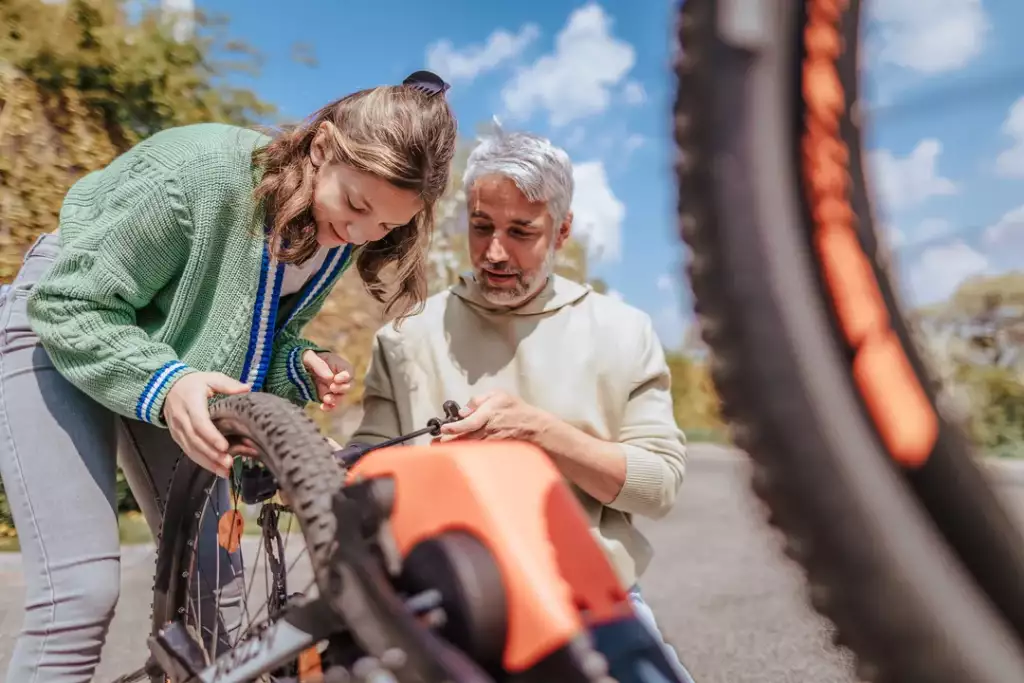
top-left (304, 352), bottom-right (335, 382)
top-left (316, 392), bottom-right (336, 412)
top-left (187, 403), bottom-right (231, 457)
top-left (179, 421), bottom-right (231, 477)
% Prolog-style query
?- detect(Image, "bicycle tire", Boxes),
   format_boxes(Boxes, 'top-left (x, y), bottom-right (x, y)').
top-left (674, 1), bottom-right (1024, 682)
top-left (150, 392), bottom-right (343, 681)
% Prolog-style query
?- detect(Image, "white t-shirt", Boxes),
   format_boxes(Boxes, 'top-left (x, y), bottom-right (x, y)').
top-left (281, 248), bottom-right (331, 296)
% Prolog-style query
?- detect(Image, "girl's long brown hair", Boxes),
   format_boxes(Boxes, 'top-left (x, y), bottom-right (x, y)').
top-left (252, 84), bottom-right (457, 322)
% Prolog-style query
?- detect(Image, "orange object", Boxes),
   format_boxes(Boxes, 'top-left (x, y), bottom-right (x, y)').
top-left (854, 331), bottom-right (939, 468)
top-left (800, 0), bottom-right (938, 468)
top-left (347, 442), bottom-right (632, 673)
top-left (217, 510), bottom-right (244, 554)
top-left (297, 646), bottom-right (324, 683)
top-left (815, 223), bottom-right (890, 346)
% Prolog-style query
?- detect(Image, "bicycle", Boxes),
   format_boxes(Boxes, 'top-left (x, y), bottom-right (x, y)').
top-left (111, 392), bottom-right (689, 683)
top-left (674, 1), bottom-right (1024, 681)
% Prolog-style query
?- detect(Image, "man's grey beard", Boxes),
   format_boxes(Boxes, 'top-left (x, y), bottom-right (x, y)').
top-left (476, 248), bottom-right (555, 307)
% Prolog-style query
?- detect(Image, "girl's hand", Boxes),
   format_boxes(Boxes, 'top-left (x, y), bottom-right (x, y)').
top-left (302, 350), bottom-right (353, 411)
top-left (164, 372), bottom-right (251, 477)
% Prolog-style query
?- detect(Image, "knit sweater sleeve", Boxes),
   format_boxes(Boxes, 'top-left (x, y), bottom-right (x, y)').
top-left (262, 320), bottom-right (328, 407)
top-left (607, 313), bottom-right (688, 519)
top-left (26, 172), bottom-right (198, 427)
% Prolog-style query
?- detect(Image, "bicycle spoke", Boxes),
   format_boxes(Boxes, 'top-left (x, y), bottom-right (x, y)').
top-left (233, 531), bottom-right (265, 648)
top-left (210, 491), bottom-right (226, 657)
top-left (285, 545), bottom-right (309, 577)
top-left (233, 575), bottom-right (317, 648)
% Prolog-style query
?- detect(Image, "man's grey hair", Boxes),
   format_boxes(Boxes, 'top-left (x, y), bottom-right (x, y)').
top-left (463, 126), bottom-right (575, 224)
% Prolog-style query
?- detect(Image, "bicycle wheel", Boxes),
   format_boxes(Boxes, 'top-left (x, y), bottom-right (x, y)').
top-left (149, 392), bottom-right (343, 682)
top-left (674, 1), bottom-right (1024, 682)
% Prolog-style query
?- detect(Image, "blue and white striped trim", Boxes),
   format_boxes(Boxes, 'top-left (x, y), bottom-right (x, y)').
top-left (281, 244), bottom-right (353, 329)
top-left (286, 346), bottom-right (317, 403)
top-left (240, 242), bottom-right (285, 392)
top-left (135, 360), bottom-right (190, 424)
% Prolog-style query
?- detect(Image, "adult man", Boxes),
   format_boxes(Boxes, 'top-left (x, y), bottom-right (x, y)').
top-left (348, 129), bottom-right (690, 678)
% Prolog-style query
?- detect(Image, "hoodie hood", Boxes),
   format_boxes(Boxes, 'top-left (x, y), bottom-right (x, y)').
top-left (451, 272), bottom-right (591, 316)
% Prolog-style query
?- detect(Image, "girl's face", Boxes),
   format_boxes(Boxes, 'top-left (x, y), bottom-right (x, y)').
top-left (309, 129), bottom-right (423, 248)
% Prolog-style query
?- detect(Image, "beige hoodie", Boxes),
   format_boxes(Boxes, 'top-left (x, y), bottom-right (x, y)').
top-left (350, 273), bottom-right (687, 588)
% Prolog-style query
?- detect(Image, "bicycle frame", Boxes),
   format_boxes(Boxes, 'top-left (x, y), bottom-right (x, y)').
top-left (150, 599), bottom-right (334, 683)
top-left (147, 440), bottom-right (691, 683)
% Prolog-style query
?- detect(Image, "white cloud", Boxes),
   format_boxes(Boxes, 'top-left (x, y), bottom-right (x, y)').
top-left (564, 126), bottom-right (586, 148)
top-left (908, 241), bottom-right (990, 305)
top-left (995, 96), bottom-right (1024, 178)
top-left (623, 134), bottom-right (646, 155)
top-left (983, 204), bottom-right (1024, 254)
top-left (869, 139), bottom-right (957, 212)
top-left (894, 207), bottom-right (1022, 305)
top-left (649, 272), bottom-right (689, 349)
top-left (501, 3), bottom-right (636, 127)
top-left (161, 0), bottom-right (194, 42)
top-left (890, 217), bottom-right (954, 249)
top-left (887, 226), bottom-right (907, 248)
top-left (653, 305), bottom-right (689, 351)
top-left (571, 161), bottom-right (624, 262)
top-left (622, 81), bottom-right (647, 105)
top-left (867, 0), bottom-right (988, 74)
top-left (913, 218), bottom-right (954, 244)
top-left (426, 24), bottom-right (540, 84)
top-left (607, 289), bottom-right (625, 302)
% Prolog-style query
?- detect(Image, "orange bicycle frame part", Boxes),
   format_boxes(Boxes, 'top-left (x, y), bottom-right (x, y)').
top-left (347, 441), bottom-right (633, 673)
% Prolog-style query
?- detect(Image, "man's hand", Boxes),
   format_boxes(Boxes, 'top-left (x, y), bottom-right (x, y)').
top-left (437, 390), bottom-right (547, 442)
top-left (438, 389), bottom-right (627, 504)
top-left (164, 372), bottom-right (251, 478)
top-left (302, 350), bottom-right (353, 411)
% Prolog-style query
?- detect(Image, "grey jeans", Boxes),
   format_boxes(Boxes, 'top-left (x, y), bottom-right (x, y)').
top-left (0, 234), bottom-right (240, 683)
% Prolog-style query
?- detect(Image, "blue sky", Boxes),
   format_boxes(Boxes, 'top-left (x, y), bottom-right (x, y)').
top-left (181, 0), bottom-right (1024, 349)
top-left (860, 0), bottom-right (1024, 306)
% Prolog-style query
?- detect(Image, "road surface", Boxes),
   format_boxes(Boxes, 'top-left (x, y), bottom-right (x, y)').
top-left (0, 445), bottom-right (1021, 682)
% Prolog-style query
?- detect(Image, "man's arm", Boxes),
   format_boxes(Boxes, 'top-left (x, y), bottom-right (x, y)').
top-left (604, 314), bottom-right (687, 519)
top-left (347, 331), bottom-right (402, 447)
top-left (534, 315), bottom-right (686, 517)
top-left (528, 416), bottom-right (629, 504)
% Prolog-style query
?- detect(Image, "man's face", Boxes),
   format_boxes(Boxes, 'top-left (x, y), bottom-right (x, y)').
top-left (467, 174), bottom-right (571, 306)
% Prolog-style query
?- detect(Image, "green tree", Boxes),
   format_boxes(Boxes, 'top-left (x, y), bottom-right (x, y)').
top-left (0, 0), bottom-right (281, 281)
top-left (0, 0), bottom-right (283, 528)
top-left (664, 351), bottom-right (726, 441)
top-left (952, 363), bottom-right (1024, 458)
top-left (918, 271), bottom-right (1024, 458)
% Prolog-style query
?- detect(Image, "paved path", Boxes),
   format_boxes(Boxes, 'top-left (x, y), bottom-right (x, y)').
top-left (0, 446), bottom-right (1021, 682)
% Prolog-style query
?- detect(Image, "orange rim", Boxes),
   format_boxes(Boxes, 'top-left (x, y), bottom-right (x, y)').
top-left (800, 0), bottom-right (938, 468)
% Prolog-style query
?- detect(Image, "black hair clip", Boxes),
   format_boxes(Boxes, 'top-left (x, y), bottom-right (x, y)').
top-left (403, 70), bottom-right (451, 97)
